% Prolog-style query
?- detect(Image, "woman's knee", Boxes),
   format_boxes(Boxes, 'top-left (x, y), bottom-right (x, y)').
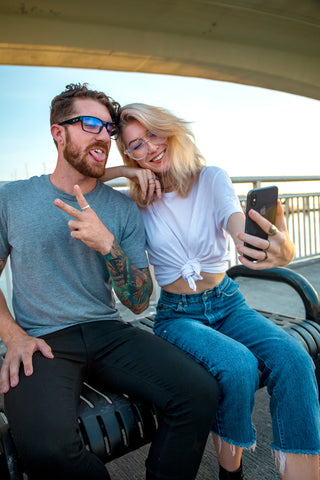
top-left (271, 337), bottom-right (315, 378)
top-left (218, 349), bottom-right (259, 395)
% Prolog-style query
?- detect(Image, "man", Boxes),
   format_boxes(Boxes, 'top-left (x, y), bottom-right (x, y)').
top-left (0, 83), bottom-right (219, 480)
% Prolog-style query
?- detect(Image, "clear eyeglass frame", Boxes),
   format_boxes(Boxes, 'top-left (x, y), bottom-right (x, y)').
top-left (126, 132), bottom-right (167, 160)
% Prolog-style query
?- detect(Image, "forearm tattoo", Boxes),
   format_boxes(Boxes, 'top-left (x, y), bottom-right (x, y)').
top-left (103, 241), bottom-right (153, 314)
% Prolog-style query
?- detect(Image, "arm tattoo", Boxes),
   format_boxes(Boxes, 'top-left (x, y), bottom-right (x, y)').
top-left (103, 241), bottom-right (153, 314)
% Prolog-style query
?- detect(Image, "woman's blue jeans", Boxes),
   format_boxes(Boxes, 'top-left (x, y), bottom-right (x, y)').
top-left (153, 274), bottom-right (320, 454)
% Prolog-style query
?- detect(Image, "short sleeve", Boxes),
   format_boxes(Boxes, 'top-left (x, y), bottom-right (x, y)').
top-left (211, 169), bottom-right (243, 230)
top-left (118, 200), bottom-right (149, 269)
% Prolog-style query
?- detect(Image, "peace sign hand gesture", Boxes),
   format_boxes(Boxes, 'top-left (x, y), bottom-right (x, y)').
top-left (54, 184), bottom-right (114, 255)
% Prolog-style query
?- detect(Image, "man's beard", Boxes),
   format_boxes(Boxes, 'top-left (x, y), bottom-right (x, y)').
top-left (63, 131), bottom-right (108, 178)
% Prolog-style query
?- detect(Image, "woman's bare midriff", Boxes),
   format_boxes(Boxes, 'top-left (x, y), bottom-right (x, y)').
top-left (162, 271), bottom-right (226, 295)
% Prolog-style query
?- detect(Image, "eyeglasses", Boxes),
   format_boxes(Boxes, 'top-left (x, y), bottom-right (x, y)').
top-left (125, 131), bottom-right (167, 160)
top-left (58, 116), bottom-right (119, 139)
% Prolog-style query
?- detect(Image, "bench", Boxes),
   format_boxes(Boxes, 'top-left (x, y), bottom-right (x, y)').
top-left (1, 265), bottom-right (320, 479)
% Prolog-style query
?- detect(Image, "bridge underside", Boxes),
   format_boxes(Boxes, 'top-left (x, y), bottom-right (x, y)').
top-left (0, 1), bottom-right (320, 100)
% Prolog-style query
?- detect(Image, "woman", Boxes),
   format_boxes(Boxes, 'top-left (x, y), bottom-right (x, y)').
top-left (102, 103), bottom-right (320, 480)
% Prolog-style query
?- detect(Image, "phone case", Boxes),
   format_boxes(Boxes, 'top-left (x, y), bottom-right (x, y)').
top-left (244, 186), bottom-right (278, 261)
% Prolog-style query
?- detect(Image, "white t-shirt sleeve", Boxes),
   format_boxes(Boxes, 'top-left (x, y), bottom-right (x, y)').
top-left (210, 168), bottom-right (243, 230)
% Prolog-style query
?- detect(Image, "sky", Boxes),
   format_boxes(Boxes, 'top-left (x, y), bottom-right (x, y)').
top-left (0, 65), bottom-right (319, 186)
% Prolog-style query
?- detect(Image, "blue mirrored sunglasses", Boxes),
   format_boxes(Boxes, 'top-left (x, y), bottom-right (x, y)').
top-left (59, 116), bottom-right (119, 139)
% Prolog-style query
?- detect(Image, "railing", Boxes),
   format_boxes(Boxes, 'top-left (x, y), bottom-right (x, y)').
top-left (1, 177), bottom-right (320, 305)
top-left (228, 192), bottom-right (320, 266)
top-left (231, 176), bottom-right (320, 189)
top-left (282, 194), bottom-right (320, 260)
top-left (227, 176), bottom-right (320, 265)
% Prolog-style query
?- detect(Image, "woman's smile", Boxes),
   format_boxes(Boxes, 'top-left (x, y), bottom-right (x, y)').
top-left (150, 149), bottom-right (166, 163)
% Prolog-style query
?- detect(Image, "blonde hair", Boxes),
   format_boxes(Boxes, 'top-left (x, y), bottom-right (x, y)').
top-left (116, 103), bottom-right (206, 208)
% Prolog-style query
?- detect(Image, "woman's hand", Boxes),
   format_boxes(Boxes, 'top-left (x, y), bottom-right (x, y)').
top-left (236, 200), bottom-right (295, 269)
top-left (101, 166), bottom-right (161, 200)
top-left (123, 167), bottom-right (162, 200)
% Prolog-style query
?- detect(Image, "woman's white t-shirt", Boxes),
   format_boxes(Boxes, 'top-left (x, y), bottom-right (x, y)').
top-left (140, 166), bottom-right (243, 291)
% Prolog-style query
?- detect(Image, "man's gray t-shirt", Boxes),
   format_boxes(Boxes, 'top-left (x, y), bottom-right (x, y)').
top-left (0, 175), bottom-right (149, 337)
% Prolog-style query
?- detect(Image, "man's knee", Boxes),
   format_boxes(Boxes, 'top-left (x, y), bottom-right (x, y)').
top-left (190, 367), bottom-right (219, 413)
top-left (173, 362), bottom-right (219, 427)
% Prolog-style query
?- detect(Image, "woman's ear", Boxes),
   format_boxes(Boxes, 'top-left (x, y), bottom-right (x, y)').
top-left (51, 124), bottom-right (65, 146)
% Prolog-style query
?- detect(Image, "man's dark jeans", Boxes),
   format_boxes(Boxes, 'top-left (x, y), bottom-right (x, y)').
top-left (5, 320), bottom-right (219, 480)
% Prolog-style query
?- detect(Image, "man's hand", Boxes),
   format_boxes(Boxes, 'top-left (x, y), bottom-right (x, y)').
top-left (54, 184), bottom-right (114, 255)
top-left (0, 332), bottom-right (53, 394)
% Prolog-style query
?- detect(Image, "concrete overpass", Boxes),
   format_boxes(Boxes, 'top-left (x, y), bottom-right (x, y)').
top-left (0, 0), bottom-right (319, 100)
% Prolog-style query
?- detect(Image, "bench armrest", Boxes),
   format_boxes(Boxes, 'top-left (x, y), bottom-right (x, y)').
top-left (227, 265), bottom-right (320, 323)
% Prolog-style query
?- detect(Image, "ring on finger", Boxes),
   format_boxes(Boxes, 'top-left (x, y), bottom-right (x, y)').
top-left (268, 224), bottom-right (278, 236)
top-left (263, 251), bottom-right (268, 261)
top-left (81, 204), bottom-right (90, 210)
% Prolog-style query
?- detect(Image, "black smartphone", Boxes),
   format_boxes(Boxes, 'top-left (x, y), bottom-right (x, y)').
top-left (244, 186), bottom-right (278, 261)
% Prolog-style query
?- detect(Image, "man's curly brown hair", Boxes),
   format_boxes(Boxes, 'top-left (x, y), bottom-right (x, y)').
top-left (50, 83), bottom-right (120, 126)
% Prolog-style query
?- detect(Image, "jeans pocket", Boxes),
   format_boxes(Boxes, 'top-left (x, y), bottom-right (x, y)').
top-left (221, 279), bottom-right (240, 298)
